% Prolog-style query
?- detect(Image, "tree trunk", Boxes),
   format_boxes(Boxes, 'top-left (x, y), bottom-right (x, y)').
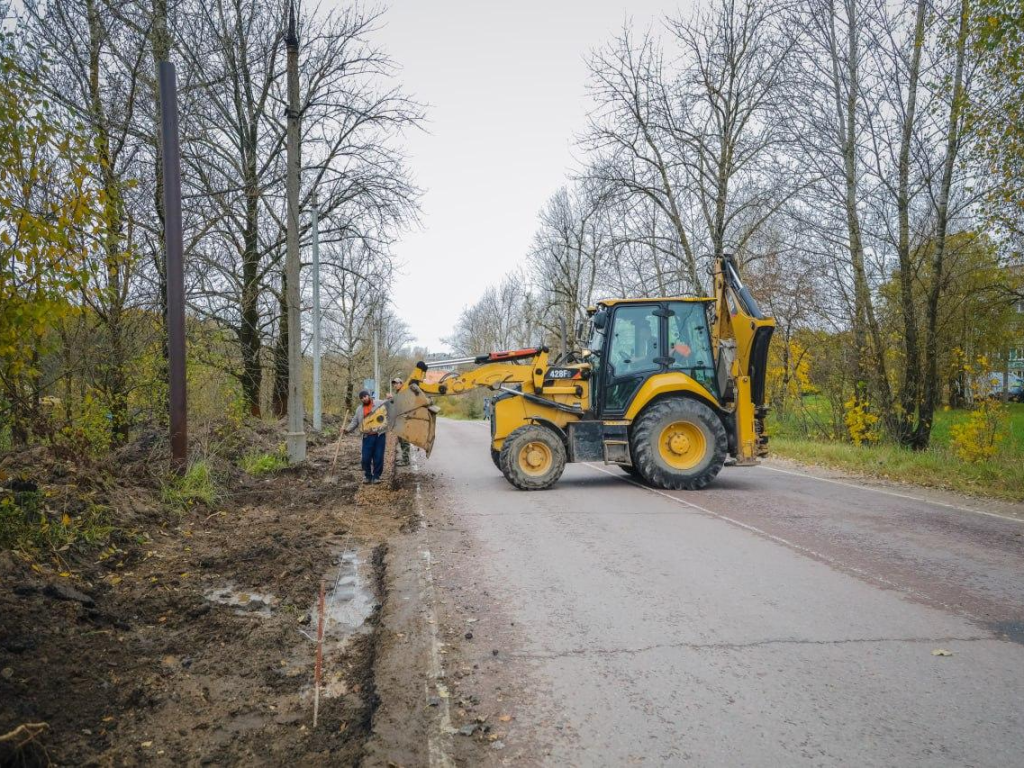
top-left (915, 0), bottom-right (970, 448)
top-left (894, 0), bottom-right (927, 446)
top-left (151, 0), bottom-right (171, 409)
top-left (86, 0), bottom-right (130, 445)
top-left (239, 135), bottom-right (262, 416)
top-left (834, 0), bottom-right (892, 418)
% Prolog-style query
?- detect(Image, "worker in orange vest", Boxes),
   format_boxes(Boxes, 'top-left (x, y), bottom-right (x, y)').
top-left (344, 389), bottom-right (386, 484)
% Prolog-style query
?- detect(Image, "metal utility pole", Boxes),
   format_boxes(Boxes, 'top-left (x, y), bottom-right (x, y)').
top-left (284, 3), bottom-right (306, 463)
top-left (159, 61), bottom-right (187, 465)
top-left (311, 193), bottom-right (322, 431)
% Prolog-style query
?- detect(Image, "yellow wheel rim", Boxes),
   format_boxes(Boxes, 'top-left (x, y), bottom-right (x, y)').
top-left (518, 441), bottom-right (553, 476)
top-left (658, 421), bottom-right (707, 470)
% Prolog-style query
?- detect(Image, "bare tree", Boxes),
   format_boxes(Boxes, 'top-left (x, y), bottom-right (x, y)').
top-left (24, 0), bottom-right (153, 443)
top-left (528, 183), bottom-right (612, 348)
top-left (582, 26), bottom-right (702, 291)
top-left (445, 271), bottom-right (540, 355)
top-left (668, 0), bottom-right (795, 266)
top-left (177, 0), bottom-right (421, 415)
top-left (918, 0), bottom-right (973, 446)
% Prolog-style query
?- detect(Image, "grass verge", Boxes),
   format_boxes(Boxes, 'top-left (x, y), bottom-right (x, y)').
top-left (770, 436), bottom-right (1024, 502)
top-left (161, 459), bottom-right (220, 510)
top-left (239, 449), bottom-right (288, 476)
top-left (434, 392), bottom-right (487, 420)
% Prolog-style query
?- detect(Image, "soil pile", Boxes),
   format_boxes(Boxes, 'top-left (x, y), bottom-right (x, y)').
top-left (0, 420), bottom-right (414, 766)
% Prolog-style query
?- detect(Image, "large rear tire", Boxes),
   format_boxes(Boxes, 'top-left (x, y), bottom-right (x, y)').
top-left (631, 398), bottom-right (727, 490)
top-left (499, 425), bottom-right (567, 491)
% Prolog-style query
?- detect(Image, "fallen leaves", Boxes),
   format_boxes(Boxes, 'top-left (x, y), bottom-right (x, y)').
top-left (932, 649), bottom-right (954, 657)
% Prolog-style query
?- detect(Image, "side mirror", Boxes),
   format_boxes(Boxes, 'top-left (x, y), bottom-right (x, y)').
top-left (593, 309), bottom-right (609, 331)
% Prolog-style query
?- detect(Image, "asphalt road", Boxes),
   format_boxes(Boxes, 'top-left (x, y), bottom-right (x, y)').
top-left (419, 418), bottom-right (1024, 767)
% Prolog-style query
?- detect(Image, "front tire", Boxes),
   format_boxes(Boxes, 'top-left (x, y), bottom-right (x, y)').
top-left (631, 398), bottom-right (727, 490)
top-left (499, 425), bottom-right (567, 491)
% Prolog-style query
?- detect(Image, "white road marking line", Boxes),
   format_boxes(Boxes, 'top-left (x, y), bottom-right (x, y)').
top-left (411, 457), bottom-right (456, 768)
top-left (758, 464), bottom-right (1024, 523)
top-left (583, 463), bottom-right (970, 617)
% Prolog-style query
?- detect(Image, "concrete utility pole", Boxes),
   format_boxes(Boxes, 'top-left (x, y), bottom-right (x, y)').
top-left (284, 3), bottom-right (306, 463)
top-left (373, 314), bottom-right (381, 398)
top-left (311, 193), bottom-right (322, 431)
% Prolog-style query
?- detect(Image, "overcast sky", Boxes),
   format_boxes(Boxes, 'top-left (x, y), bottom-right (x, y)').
top-left (373, 0), bottom-right (684, 352)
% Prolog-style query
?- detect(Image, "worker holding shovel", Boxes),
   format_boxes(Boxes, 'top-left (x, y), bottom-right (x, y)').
top-left (343, 389), bottom-right (387, 484)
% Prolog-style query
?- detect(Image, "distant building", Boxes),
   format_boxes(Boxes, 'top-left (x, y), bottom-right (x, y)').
top-left (1011, 296), bottom-right (1024, 380)
top-left (990, 292), bottom-right (1024, 397)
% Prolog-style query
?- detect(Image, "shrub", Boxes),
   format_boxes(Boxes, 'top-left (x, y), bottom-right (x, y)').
top-left (949, 398), bottom-right (1007, 463)
top-left (843, 397), bottom-right (880, 446)
top-left (52, 391), bottom-right (112, 459)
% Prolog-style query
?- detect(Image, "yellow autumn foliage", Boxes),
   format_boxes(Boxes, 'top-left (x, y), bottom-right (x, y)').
top-left (767, 338), bottom-right (816, 406)
top-left (950, 398), bottom-right (1007, 463)
top-left (843, 398), bottom-right (880, 446)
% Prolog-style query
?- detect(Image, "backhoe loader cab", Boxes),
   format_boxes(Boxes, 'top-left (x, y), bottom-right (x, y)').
top-left (392, 255), bottom-right (775, 492)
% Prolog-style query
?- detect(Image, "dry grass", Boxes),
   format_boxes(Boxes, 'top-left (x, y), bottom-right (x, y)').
top-left (770, 436), bottom-right (1024, 502)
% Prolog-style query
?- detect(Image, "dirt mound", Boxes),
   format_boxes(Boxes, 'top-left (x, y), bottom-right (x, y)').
top-left (0, 425), bottom-right (414, 765)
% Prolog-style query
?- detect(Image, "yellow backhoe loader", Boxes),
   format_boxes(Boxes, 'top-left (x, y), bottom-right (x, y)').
top-left (387, 254), bottom-right (775, 491)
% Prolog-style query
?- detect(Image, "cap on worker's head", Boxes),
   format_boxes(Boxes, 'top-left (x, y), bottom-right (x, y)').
top-left (358, 389), bottom-right (370, 398)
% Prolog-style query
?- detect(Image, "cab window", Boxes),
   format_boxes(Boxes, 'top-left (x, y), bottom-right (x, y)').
top-left (608, 306), bottom-right (661, 375)
top-left (667, 302), bottom-right (716, 393)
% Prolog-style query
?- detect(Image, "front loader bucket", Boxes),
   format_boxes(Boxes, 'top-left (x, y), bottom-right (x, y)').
top-left (387, 385), bottom-right (438, 457)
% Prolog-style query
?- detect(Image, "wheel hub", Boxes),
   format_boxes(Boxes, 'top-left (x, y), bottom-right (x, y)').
top-left (669, 433), bottom-right (691, 455)
top-left (519, 441), bottom-right (553, 475)
top-left (658, 420), bottom-right (706, 471)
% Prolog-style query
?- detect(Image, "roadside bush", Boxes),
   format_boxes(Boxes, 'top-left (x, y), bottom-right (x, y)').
top-left (949, 398), bottom-right (1007, 463)
top-left (843, 397), bottom-right (880, 446)
top-left (51, 391), bottom-right (112, 459)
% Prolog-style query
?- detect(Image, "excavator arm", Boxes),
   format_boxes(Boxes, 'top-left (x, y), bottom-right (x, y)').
top-left (407, 348), bottom-right (550, 395)
top-left (387, 348), bottom-right (559, 457)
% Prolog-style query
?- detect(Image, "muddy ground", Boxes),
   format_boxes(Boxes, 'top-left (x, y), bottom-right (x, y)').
top-left (0, 421), bottom-right (417, 767)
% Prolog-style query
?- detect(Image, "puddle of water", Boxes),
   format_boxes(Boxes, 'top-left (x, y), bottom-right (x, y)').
top-left (313, 549), bottom-right (375, 638)
top-left (204, 586), bottom-right (278, 616)
top-left (295, 549), bottom-right (377, 700)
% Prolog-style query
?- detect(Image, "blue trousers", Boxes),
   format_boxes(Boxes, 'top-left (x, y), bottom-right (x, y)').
top-left (361, 433), bottom-right (386, 480)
